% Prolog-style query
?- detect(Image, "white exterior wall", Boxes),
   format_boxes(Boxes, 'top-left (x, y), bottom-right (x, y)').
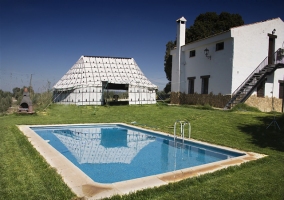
top-left (177, 18), bottom-right (186, 93)
top-left (171, 51), bottom-right (179, 92)
top-left (172, 31), bottom-right (233, 94)
top-left (171, 17), bottom-right (186, 93)
top-left (181, 32), bottom-right (233, 94)
top-left (171, 17), bottom-right (284, 98)
top-left (249, 68), bottom-right (284, 98)
top-left (231, 18), bottom-right (284, 93)
top-left (55, 85), bottom-right (156, 106)
top-left (273, 68), bottom-right (284, 98)
top-left (54, 87), bottom-right (103, 106)
top-left (129, 86), bottom-right (156, 105)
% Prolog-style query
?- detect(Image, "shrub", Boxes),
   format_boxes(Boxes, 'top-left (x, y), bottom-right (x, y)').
top-left (0, 90), bottom-right (12, 113)
top-left (231, 103), bottom-right (261, 112)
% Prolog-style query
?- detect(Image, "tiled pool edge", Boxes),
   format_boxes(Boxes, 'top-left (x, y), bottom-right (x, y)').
top-left (17, 124), bottom-right (266, 200)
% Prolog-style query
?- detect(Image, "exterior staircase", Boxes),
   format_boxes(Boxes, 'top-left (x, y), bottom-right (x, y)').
top-left (224, 48), bottom-right (284, 109)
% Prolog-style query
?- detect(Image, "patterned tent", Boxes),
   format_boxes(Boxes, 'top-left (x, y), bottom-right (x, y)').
top-left (53, 56), bottom-right (157, 105)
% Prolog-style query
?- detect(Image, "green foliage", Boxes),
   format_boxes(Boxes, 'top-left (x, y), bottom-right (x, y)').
top-left (164, 41), bottom-right (175, 82)
top-left (156, 90), bottom-right (170, 101)
top-left (163, 82), bottom-right (171, 93)
top-left (231, 103), bottom-right (261, 112)
top-left (185, 12), bottom-right (244, 43)
top-left (32, 91), bottom-right (53, 110)
top-left (0, 90), bottom-right (12, 113)
top-left (12, 87), bottom-right (21, 99)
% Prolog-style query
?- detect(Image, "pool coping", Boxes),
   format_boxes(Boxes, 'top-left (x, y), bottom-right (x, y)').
top-left (17, 123), bottom-right (266, 200)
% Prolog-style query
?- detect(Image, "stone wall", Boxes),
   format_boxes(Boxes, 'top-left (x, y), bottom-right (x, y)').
top-left (245, 95), bottom-right (283, 112)
top-left (170, 92), bottom-right (231, 108)
top-left (170, 92), bottom-right (284, 112)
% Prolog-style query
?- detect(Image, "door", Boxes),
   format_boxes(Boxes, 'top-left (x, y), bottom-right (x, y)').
top-left (279, 82), bottom-right (284, 99)
top-left (268, 38), bottom-right (274, 64)
top-left (267, 34), bottom-right (277, 64)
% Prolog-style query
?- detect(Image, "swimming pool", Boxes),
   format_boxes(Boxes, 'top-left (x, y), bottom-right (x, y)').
top-left (19, 123), bottom-right (264, 199)
top-left (31, 124), bottom-right (245, 184)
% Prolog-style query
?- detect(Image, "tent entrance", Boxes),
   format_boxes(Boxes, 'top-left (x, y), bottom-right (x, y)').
top-left (102, 82), bottom-right (129, 105)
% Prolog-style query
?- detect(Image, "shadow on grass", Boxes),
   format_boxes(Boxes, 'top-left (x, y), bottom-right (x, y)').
top-left (237, 113), bottom-right (284, 152)
top-left (105, 101), bottom-right (129, 106)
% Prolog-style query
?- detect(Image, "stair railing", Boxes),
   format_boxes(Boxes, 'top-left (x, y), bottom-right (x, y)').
top-left (231, 56), bottom-right (268, 97)
top-left (226, 48), bottom-right (284, 108)
top-left (231, 48), bottom-right (284, 97)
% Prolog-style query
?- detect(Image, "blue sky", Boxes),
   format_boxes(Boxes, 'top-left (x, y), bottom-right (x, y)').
top-left (1, 0), bottom-right (284, 92)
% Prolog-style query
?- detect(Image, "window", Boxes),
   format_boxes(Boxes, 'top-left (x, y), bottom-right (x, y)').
top-left (216, 42), bottom-right (224, 51)
top-left (189, 50), bottom-right (196, 57)
top-left (257, 80), bottom-right (265, 97)
top-left (201, 75), bottom-right (210, 94)
top-left (187, 77), bottom-right (196, 94)
top-left (279, 81), bottom-right (284, 99)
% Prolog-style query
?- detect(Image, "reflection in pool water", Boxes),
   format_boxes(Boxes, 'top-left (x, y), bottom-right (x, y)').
top-left (32, 125), bottom-right (244, 183)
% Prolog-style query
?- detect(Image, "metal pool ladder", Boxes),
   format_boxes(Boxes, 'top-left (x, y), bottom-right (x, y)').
top-left (174, 120), bottom-right (191, 140)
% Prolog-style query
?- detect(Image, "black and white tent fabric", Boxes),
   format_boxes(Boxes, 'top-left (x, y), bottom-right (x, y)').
top-left (53, 56), bottom-right (157, 105)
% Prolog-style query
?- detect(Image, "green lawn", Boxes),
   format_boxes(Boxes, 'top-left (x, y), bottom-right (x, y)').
top-left (1, 104), bottom-right (283, 200)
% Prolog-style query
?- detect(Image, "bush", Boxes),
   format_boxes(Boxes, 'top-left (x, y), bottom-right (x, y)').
top-left (0, 90), bottom-right (12, 113)
top-left (231, 103), bottom-right (261, 112)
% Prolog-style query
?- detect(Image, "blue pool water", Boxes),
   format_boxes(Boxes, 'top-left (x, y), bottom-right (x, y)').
top-left (31, 124), bottom-right (245, 183)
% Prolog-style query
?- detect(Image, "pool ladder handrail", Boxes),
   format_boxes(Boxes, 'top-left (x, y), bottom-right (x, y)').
top-left (174, 120), bottom-right (191, 140)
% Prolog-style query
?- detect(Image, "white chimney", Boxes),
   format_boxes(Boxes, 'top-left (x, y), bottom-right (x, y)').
top-left (176, 16), bottom-right (186, 47)
top-left (176, 16), bottom-right (186, 92)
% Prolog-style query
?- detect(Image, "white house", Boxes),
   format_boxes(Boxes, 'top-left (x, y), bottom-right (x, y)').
top-left (53, 56), bottom-right (157, 105)
top-left (171, 17), bottom-right (284, 111)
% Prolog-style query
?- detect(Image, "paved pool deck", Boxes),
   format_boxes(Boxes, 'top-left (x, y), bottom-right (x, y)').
top-left (18, 123), bottom-right (266, 200)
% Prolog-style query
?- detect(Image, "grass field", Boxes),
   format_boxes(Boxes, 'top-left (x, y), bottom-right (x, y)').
top-left (0, 104), bottom-right (283, 200)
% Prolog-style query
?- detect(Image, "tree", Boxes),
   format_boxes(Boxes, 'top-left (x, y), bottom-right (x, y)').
top-left (185, 12), bottom-right (244, 43)
top-left (164, 41), bottom-right (175, 82)
top-left (163, 82), bottom-right (171, 94)
top-left (0, 90), bottom-right (12, 113)
top-left (163, 12), bottom-right (244, 92)
top-left (163, 41), bottom-right (175, 93)
top-left (12, 87), bottom-right (21, 100)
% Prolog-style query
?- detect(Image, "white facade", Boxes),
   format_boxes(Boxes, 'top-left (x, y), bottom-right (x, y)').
top-left (53, 56), bottom-right (157, 105)
top-left (171, 17), bottom-right (284, 99)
